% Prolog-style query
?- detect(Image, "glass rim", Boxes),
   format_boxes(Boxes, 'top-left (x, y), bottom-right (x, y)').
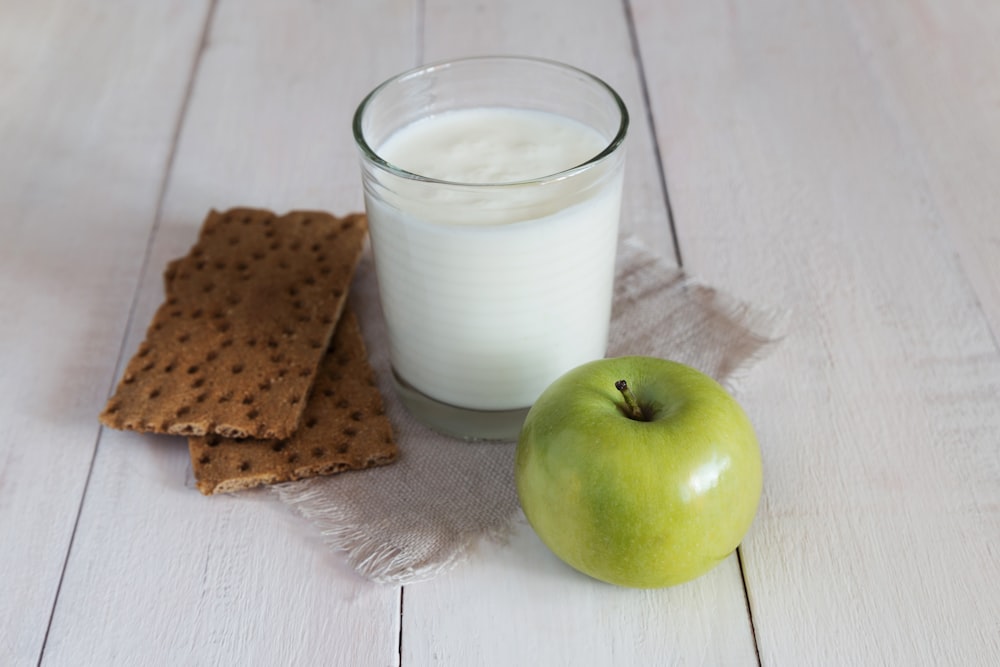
top-left (352, 55), bottom-right (629, 187)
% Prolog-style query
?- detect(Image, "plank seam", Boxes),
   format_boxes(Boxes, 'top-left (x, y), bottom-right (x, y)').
top-left (621, 0), bottom-right (684, 268)
top-left (737, 546), bottom-right (763, 667)
top-left (34, 1), bottom-right (220, 664)
top-left (398, 586), bottom-right (406, 666)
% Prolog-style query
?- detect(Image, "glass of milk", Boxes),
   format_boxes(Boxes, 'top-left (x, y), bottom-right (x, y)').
top-left (353, 56), bottom-right (628, 440)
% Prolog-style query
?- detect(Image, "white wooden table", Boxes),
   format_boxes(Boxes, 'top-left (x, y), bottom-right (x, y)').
top-left (3, 1), bottom-right (998, 665)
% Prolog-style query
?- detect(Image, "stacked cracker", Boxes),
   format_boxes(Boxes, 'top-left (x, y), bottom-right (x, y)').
top-left (100, 208), bottom-right (398, 494)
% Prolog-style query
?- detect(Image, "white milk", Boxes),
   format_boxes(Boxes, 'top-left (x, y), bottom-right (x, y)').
top-left (365, 107), bottom-right (624, 411)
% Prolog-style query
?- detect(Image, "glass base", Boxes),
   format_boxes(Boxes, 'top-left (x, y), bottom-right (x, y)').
top-left (391, 370), bottom-right (530, 441)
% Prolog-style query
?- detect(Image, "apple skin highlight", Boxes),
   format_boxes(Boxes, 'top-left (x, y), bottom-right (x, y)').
top-left (515, 356), bottom-right (763, 588)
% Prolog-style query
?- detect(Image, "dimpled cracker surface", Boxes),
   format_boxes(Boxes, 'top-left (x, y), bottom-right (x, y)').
top-left (188, 309), bottom-right (398, 495)
top-left (99, 208), bottom-right (368, 439)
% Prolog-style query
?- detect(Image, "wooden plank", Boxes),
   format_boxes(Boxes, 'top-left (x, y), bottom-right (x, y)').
top-left (405, 523), bottom-right (758, 665)
top-left (0, 2), bottom-right (209, 664)
top-left (841, 0), bottom-right (1000, 336)
top-left (39, 1), bottom-right (413, 664)
top-left (633, 0), bottom-right (1000, 664)
top-left (402, 1), bottom-right (760, 664)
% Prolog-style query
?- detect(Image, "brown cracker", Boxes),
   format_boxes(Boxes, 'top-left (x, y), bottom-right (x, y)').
top-left (188, 308), bottom-right (398, 495)
top-left (100, 208), bottom-right (367, 440)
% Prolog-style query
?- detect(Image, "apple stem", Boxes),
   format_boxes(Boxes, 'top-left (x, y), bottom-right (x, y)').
top-left (615, 380), bottom-right (648, 421)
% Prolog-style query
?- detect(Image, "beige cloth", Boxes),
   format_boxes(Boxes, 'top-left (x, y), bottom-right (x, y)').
top-left (273, 237), bottom-right (787, 584)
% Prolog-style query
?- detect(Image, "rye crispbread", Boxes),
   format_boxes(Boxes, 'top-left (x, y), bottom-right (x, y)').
top-left (188, 308), bottom-right (398, 495)
top-left (99, 208), bottom-right (367, 440)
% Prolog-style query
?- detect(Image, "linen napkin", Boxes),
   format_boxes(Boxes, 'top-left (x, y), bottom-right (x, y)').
top-left (273, 237), bottom-right (788, 584)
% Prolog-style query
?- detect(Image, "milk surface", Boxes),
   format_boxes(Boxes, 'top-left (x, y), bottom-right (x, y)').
top-left (366, 107), bottom-right (624, 410)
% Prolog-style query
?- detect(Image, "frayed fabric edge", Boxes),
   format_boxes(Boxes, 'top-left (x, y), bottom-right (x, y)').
top-left (272, 480), bottom-right (520, 585)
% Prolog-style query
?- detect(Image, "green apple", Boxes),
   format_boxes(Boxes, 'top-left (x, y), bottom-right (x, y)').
top-left (515, 356), bottom-right (762, 588)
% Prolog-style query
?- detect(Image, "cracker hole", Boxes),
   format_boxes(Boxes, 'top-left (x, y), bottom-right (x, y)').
top-left (226, 295), bottom-right (241, 306)
top-left (246, 409), bottom-right (259, 420)
top-left (292, 300), bottom-right (304, 310)
top-left (177, 333), bottom-right (190, 343)
top-left (137, 345), bottom-right (151, 358)
top-left (217, 322), bottom-right (232, 334)
top-left (350, 411), bottom-right (363, 421)
top-left (170, 309), bottom-right (183, 318)
top-left (241, 395), bottom-right (255, 405)
top-left (277, 368), bottom-right (289, 378)
top-left (311, 447), bottom-right (326, 458)
top-left (105, 402), bottom-right (120, 414)
top-left (246, 337), bottom-right (257, 347)
top-left (195, 260), bottom-right (206, 270)
top-left (196, 393), bottom-right (208, 404)
top-left (305, 417), bottom-right (318, 428)
top-left (198, 454), bottom-right (210, 465)
top-left (190, 308), bottom-right (203, 319)
top-left (279, 260), bottom-right (290, 270)
top-left (202, 282), bottom-right (215, 294)
top-left (304, 276), bottom-right (316, 286)
top-left (270, 353), bottom-right (285, 364)
top-left (336, 399), bottom-right (349, 409)
top-left (264, 229), bottom-right (276, 238)
top-left (220, 337), bottom-right (233, 347)
top-left (239, 461), bottom-right (251, 471)
top-left (176, 406), bottom-right (191, 418)
top-left (322, 388), bottom-right (334, 398)
top-left (205, 351), bottom-right (218, 362)
top-left (122, 374), bottom-right (136, 385)
top-left (336, 443), bottom-right (350, 454)
top-left (236, 261), bottom-right (248, 271)
top-left (287, 453), bottom-right (299, 464)
top-left (141, 361), bottom-right (155, 372)
top-left (343, 427), bottom-right (358, 437)
top-left (191, 377), bottom-right (205, 389)
top-left (258, 381), bottom-right (272, 392)
top-left (341, 220), bottom-right (355, 230)
top-left (289, 395), bottom-right (301, 405)
top-left (270, 241), bottom-right (281, 251)
top-left (301, 217), bottom-right (312, 227)
top-left (251, 251), bottom-right (265, 261)
top-left (288, 286), bottom-right (299, 297)
top-left (231, 364), bottom-right (244, 374)
top-left (187, 365), bottom-right (199, 375)
top-left (271, 442), bottom-right (286, 452)
top-left (309, 340), bottom-right (323, 350)
top-left (266, 339), bottom-right (279, 349)
top-left (163, 362), bottom-right (176, 373)
top-left (218, 392), bottom-right (233, 404)
top-left (214, 260), bottom-right (227, 270)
